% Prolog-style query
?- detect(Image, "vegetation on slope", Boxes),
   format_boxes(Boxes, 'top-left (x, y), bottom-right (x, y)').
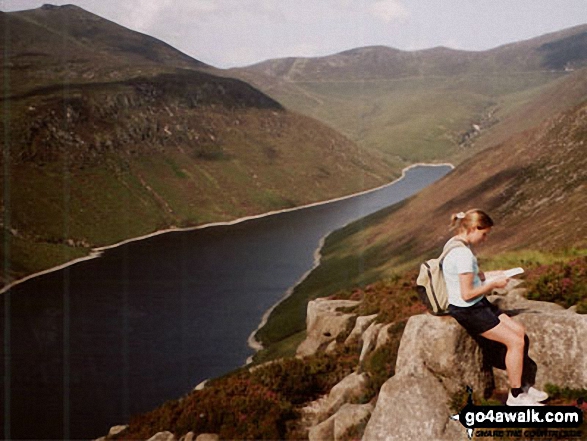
top-left (525, 256), bottom-right (587, 313)
top-left (116, 345), bottom-right (360, 440)
top-left (252, 91), bottom-right (587, 360)
top-left (108, 270), bottom-right (421, 440)
top-left (114, 254), bottom-right (587, 439)
top-left (0, 5), bottom-right (396, 287)
top-left (232, 26), bottom-right (587, 165)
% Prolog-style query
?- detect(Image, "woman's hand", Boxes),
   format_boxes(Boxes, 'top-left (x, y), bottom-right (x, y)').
top-left (459, 273), bottom-right (509, 301)
top-left (491, 277), bottom-right (509, 290)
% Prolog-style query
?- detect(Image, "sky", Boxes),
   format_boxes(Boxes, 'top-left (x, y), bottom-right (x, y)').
top-left (2, 0), bottom-right (587, 69)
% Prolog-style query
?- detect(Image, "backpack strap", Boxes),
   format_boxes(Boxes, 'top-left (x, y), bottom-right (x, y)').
top-left (439, 238), bottom-right (468, 266)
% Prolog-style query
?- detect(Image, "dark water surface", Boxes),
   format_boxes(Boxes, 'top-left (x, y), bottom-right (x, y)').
top-left (1, 164), bottom-right (451, 439)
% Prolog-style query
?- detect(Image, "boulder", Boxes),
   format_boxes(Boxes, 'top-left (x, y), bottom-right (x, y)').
top-left (359, 322), bottom-right (384, 365)
top-left (308, 403), bottom-right (374, 441)
top-left (490, 293), bottom-right (587, 390)
top-left (302, 372), bottom-right (370, 427)
top-left (363, 293), bottom-right (587, 441)
top-left (362, 314), bottom-right (488, 441)
top-left (194, 434), bottom-right (219, 441)
top-left (296, 298), bottom-right (359, 357)
top-left (147, 432), bottom-right (176, 441)
top-left (363, 370), bottom-right (466, 441)
top-left (108, 425), bottom-right (128, 437)
top-left (345, 313), bottom-right (378, 344)
top-left (194, 379), bottom-right (208, 391)
top-left (394, 314), bottom-right (492, 398)
top-left (374, 323), bottom-right (393, 351)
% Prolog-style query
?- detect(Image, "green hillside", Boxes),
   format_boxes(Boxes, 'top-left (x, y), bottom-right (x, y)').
top-left (0, 5), bottom-right (396, 287)
top-left (252, 73), bottom-right (587, 360)
top-left (231, 25), bottom-right (587, 165)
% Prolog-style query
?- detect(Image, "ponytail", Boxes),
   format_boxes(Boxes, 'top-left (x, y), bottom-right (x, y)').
top-left (449, 209), bottom-right (494, 233)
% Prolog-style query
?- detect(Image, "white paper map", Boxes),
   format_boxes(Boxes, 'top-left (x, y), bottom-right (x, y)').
top-left (502, 267), bottom-right (524, 278)
top-left (485, 267), bottom-right (524, 282)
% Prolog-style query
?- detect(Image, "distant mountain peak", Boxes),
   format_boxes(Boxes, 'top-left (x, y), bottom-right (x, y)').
top-left (40, 4), bottom-right (80, 10)
top-left (337, 45), bottom-right (401, 55)
top-left (8, 4), bottom-right (211, 71)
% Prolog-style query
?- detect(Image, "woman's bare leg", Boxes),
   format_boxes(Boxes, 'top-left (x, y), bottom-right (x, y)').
top-left (480, 317), bottom-right (525, 388)
top-left (497, 313), bottom-right (526, 337)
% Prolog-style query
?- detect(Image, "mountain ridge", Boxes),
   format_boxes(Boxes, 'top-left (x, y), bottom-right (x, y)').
top-left (230, 23), bottom-right (587, 168)
top-left (9, 3), bottom-right (211, 71)
top-left (240, 23), bottom-right (587, 81)
top-left (0, 4), bottom-right (396, 288)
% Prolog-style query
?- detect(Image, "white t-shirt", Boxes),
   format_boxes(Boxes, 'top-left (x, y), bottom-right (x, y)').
top-left (442, 244), bottom-right (483, 307)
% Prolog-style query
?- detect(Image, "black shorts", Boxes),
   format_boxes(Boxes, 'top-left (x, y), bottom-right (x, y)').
top-left (448, 297), bottom-right (504, 335)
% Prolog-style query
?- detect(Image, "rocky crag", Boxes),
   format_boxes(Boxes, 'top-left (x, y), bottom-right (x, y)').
top-left (116, 279), bottom-right (586, 441)
top-left (304, 284), bottom-right (587, 441)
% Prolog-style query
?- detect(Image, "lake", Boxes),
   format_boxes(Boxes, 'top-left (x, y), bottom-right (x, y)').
top-left (0, 164), bottom-right (451, 439)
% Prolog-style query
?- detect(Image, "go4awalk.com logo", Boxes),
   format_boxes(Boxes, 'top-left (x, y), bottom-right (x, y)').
top-left (451, 388), bottom-right (584, 439)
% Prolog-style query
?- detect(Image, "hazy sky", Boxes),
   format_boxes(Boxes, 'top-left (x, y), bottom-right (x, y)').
top-left (2, 0), bottom-right (587, 68)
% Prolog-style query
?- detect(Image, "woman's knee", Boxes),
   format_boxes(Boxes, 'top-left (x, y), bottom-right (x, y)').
top-left (499, 315), bottom-right (525, 338)
top-left (504, 331), bottom-right (525, 350)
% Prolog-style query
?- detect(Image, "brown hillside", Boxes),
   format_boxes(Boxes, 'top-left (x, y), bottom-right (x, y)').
top-left (238, 24), bottom-right (587, 82)
top-left (0, 5), bottom-right (396, 287)
top-left (474, 67), bottom-right (587, 151)
top-left (230, 24), bottom-right (587, 167)
top-left (1, 5), bottom-right (211, 96)
top-left (327, 94), bottom-right (587, 282)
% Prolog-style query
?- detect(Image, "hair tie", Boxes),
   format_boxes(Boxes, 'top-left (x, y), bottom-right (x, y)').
top-left (456, 212), bottom-right (466, 219)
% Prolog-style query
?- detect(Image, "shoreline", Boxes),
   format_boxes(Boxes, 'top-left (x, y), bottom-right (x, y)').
top-left (1, 162), bottom-right (453, 299)
top-left (244, 162), bottom-right (454, 359)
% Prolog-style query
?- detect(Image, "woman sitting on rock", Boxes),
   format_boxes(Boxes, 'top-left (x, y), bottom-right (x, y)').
top-left (442, 209), bottom-right (548, 406)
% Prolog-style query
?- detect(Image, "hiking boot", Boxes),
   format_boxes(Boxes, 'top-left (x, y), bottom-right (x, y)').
top-left (506, 391), bottom-right (545, 406)
top-left (525, 386), bottom-right (548, 402)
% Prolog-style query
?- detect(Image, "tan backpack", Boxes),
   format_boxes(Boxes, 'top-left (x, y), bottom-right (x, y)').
top-left (416, 238), bottom-right (467, 315)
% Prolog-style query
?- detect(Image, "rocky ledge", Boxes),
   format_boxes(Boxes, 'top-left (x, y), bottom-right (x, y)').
top-left (297, 284), bottom-right (587, 441)
top-left (99, 283), bottom-right (586, 441)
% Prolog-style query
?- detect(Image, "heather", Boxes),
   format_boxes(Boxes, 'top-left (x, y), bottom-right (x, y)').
top-left (116, 272), bottom-right (426, 440)
top-left (524, 256), bottom-right (587, 313)
top-left (118, 346), bottom-right (359, 440)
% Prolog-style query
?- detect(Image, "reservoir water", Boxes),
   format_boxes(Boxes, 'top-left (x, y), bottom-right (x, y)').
top-left (0, 164), bottom-right (451, 439)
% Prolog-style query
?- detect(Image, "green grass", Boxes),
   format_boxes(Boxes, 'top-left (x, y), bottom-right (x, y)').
top-left (480, 248), bottom-right (587, 271)
top-left (251, 330), bottom-right (307, 365)
top-left (256, 72), bottom-right (567, 164)
top-left (4, 236), bottom-right (88, 281)
top-left (253, 204), bottom-right (587, 360)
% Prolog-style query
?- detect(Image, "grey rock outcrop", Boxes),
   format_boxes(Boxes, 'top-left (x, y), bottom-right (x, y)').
top-left (362, 314), bottom-right (485, 441)
top-left (194, 434), bottom-right (219, 441)
top-left (108, 425), bottom-right (128, 437)
top-left (147, 432), bottom-right (176, 441)
top-left (345, 313), bottom-right (378, 343)
top-left (393, 314), bottom-right (491, 398)
top-left (364, 370), bottom-right (467, 441)
top-left (374, 323), bottom-right (394, 351)
top-left (490, 291), bottom-right (587, 390)
top-left (363, 293), bottom-right (587, 441)
top-left (302, 372), bottom-right (370, 427)
top-left (308, 403), bottom-right (374, 441)
top-left (359, 321), bottom-right (385, 365)
top-left (296, 298), bottom-right (359, 357)
top-left (94, 424), bottom-right (129, 441)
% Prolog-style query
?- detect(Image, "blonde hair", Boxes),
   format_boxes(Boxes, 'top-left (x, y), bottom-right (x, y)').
top-left (449, 209), bottom-right (494, 233)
